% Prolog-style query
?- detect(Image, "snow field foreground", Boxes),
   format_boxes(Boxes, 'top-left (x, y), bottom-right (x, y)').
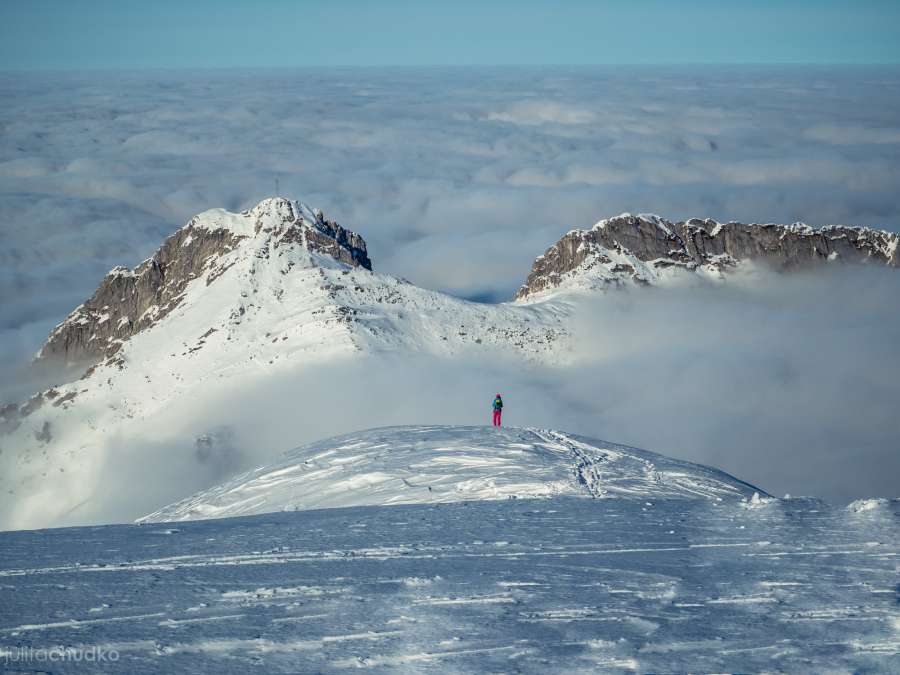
top-left (1, 496), bottom-right (898, 673)
top-left (138, 426), bottom-right (764, 523)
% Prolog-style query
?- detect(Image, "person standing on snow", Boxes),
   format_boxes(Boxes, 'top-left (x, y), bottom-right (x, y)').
top-left (492, 394), bottom-right (504, 427)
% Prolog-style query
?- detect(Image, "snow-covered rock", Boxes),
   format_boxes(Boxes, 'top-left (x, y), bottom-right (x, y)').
top-left (741, 490), bottom-right (778, 509)
top-left (846, 497), bottom-right (892, 514)
top-left (138, 426), bottom-right (764, 523)
top-left (36, 198), bottom-right (371, 367)
top-left (516, 213), bottom-right (899, 299)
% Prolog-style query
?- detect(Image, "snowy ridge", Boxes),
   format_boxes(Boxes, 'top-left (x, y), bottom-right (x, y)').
top-left (593, 212), bottom-right (670, 235)
top-left (138, 426), bottom-right (764, 523)
top-left (36, 197), bottom-right (372, 367)
top-left (517, 212), bottom-right (899, 299)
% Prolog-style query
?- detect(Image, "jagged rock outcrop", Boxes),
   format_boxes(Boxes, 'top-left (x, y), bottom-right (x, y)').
top-left (36, 198), bottom-right (372, 367)
top-left (516, 214), bottom-right (899, 299)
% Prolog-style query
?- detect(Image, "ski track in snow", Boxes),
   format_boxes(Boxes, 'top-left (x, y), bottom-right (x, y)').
top-left (1, 496), bottom-right (898, 673)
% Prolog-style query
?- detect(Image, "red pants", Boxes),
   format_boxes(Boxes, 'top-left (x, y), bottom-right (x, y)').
top-left (493, 410), bottom-right (502, 426)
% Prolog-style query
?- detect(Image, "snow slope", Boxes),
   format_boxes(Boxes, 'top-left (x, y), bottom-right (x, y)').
top-left (1, 496), bottom-right (897, 673)
top-left (139, 426), bottom-right (764, 523)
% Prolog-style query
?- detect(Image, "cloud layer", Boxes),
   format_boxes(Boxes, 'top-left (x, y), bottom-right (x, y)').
top-left (3, 67), bottom-right (900, 314)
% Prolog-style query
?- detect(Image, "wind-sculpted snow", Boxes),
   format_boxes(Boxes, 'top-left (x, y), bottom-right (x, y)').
top-left (1, 497), bottom-right (898, 672)
top-left (139, 426), bottom-right (763, 523)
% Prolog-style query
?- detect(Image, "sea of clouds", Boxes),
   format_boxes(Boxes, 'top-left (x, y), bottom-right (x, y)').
top-left (1, 66), bottom-right (899, 512)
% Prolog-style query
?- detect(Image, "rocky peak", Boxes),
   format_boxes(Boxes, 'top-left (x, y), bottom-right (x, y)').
top-left (516, 213), bottom-right (899, 300)
top-left (36, 197), bottom-right (372, 367)
top-left (247, 198), bottom-right (371, 270)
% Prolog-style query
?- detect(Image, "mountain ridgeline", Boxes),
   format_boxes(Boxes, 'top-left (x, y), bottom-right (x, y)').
top-left (516, 213), bottom-right (899, 299)
top-left (37, 199), bottom-right (371, 367)
top-left (34, 199), bottom-right (899, 370)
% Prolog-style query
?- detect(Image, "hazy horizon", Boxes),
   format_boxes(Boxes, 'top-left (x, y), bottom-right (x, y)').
top-left (4, 1), bottom-right (899, 70)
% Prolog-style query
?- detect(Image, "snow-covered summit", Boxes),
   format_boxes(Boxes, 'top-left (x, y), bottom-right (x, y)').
top-left (517, 213), bottom-right (899, 300)
top-left (36, 197), bottom-right (372, 367)
top-left (139, 426), bottom-right (764, 523)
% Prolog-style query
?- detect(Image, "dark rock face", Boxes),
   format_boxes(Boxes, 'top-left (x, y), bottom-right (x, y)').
top-left (517, 214), bottom-right (899, 299)
top-left (34, 421), bottom-right (52, 444)
top-left (270, 212), bottom-right (371, 270)
top-left (37, 226), bottom-right (244, 366)
top-left (37, 198), bottom-right (372, 367)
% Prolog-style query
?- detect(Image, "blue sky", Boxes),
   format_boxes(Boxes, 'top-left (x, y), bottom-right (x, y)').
top-left (2, 0), bottom-right (899, 69)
